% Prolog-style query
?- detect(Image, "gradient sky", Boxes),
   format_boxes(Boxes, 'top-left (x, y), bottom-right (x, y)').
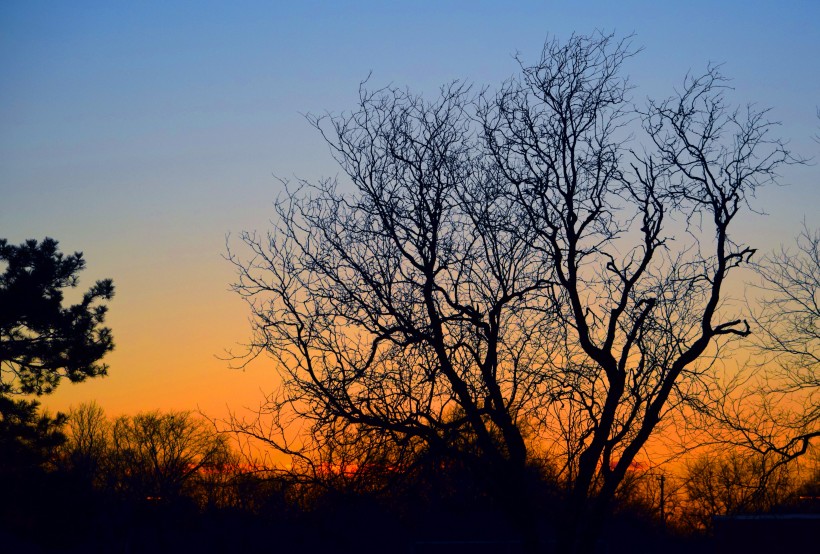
top-left (1, 1), bottom-right (818, 419)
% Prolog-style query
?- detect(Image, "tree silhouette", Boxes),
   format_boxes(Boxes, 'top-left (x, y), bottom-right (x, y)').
top-left (63, 401), bottom-right (110, 485)
top-left (681, 450), bottom-right (796, 530)
top-left (754, 226), bottom-right (819, 433)
top-left (0, 238), bottom-right (114, 543)
top-left (109, 411), bottom-right (230, 502)
top-left (696, 227), bottom-right (819, 491)
top-left (230, 33), bottom-right (796, 553)
top-left (0, 237), bottom-right (114, 396)
top-left (0, 394), bottom-right (67, 474)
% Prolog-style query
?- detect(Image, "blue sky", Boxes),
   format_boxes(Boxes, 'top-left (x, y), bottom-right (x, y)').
top-left (1, 1), bottom-right (818, 416)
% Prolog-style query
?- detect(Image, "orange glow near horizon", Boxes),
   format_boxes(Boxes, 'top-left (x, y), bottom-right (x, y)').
top-left (32, 257), bottom-right (277, 420)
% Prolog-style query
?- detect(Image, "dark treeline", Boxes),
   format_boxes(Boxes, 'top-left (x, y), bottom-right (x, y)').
top-left (0, 402), bottom-right (817, 553)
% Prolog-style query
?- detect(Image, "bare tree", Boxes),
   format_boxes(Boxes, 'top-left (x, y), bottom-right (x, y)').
top-left (681, 449), bottom-right (796, 530)
top-left (479, 33), bottom-right (792, 550)
top-left (697, 227), bottom-right (819, 488)
top-left (756, 226), bottom-right (820, 459)
top-left (228, 79), bottom-right (557, 533)
top-left (755, 226), bottom-right (819, 411)
top-left (230, 33), bottom-right (795, 553)
top-left (110, 411), bottom-right (230, 501)
top-left (64, 401), bottom-right (109, 483)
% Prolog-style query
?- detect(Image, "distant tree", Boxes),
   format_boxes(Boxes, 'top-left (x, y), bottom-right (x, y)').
top-left (110, 411), bottom-right (230, 502)
top-left (230, 33), bottom-right (796, 553)
top-left (63, 401), bottom-right (110, 484)
top-left (0, 237), bottom-right (114, 396)
top-left (754, 226), bottom-right (819, 431)
top-left (697, 227), bottom-right (819, 487)
top-left (681, 450), bottom-right (796, 530)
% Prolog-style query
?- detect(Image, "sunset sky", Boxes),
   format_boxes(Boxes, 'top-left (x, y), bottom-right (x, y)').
top-left (2, 1), bottom-right (818, 420)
